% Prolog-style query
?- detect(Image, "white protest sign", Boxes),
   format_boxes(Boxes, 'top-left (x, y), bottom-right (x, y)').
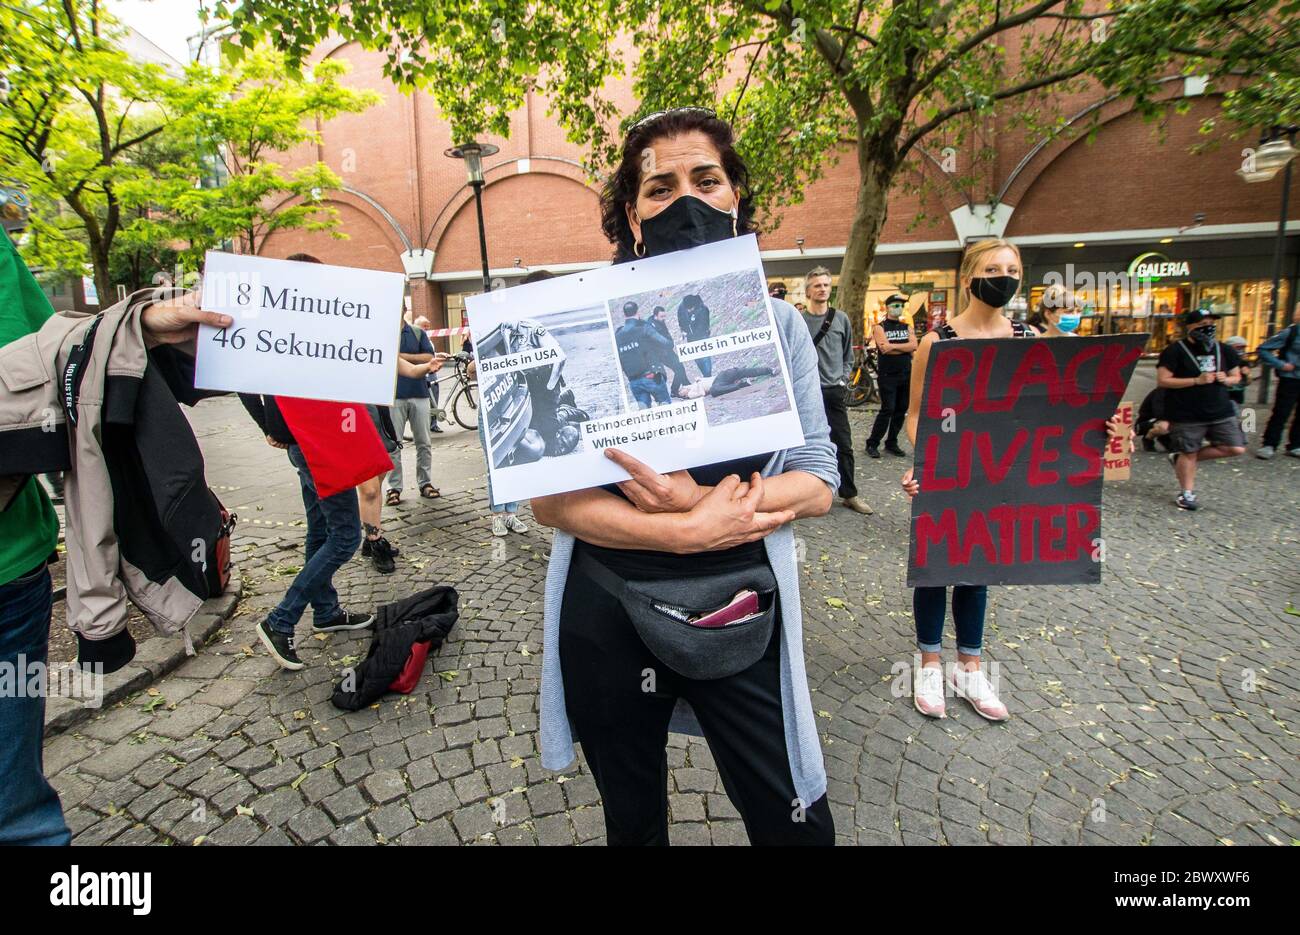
top-left (466, 235), bottom-right (805, 503)
top-left (195, 251), bottom-right (405, 406)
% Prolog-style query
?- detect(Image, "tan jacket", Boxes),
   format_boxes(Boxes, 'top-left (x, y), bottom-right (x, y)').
top-left (0, 288), bottom-right (205, 643)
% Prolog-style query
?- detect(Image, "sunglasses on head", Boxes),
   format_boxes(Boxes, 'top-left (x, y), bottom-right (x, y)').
top-left (628, 106), bottom-right (718, 132)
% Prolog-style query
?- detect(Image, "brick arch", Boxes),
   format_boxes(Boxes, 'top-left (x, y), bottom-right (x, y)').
top-left (429, 162), bottom-right (609, 271)
top-left (999, 77), bottom-right (1196, 208)
top-left (259, 189), bottom-right (411, 272)
top-left (1004, 91), bottom-right (1286, 237)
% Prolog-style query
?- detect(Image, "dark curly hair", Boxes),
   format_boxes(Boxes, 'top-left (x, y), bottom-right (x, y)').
top-left (599, 109), bottom-right (757, 264)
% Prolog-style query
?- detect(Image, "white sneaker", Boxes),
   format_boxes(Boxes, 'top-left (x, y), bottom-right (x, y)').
top-left (948, 664), bottom-right (1009, 721)
top-left (1287, 447), bottom-right (1300, 458)
top-left (1256, 445), bottom-right (1275, 460)
top-left (913, 664), bottom-right (946, 718)
top-left (505, 514), bottom-right (528, 534)
top-left (491, 514), bottom-right (508, 537)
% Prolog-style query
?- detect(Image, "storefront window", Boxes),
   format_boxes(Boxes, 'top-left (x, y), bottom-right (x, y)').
top-left (767, 268), bottom-right (955, 339)
top-left (443, 291), bottom-right (475, 354)
top-left (1200, 280), bottom-right (1291, 353)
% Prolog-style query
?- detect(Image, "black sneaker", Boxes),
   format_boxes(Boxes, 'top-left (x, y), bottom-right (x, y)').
top-left (884, 443), bottom-right (906, 457)
top-left (256, 619), bottom-right (304, 670)
top-left (430, 421), bottom-right (444, 434)
top-left (312, 609), bottom-right (375, 633)
top-left (367, 536), bottom-right (397, 574)
top-left (865, 443), bottom-right (881, 458)
top-left (361, 538), bottom-right (400, 558)
top-left (1175, 491), bottom-right (1200, 511)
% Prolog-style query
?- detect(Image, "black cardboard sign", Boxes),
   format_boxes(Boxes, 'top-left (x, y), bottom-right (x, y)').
top-left (907, 333), bottom-right (1148, 587)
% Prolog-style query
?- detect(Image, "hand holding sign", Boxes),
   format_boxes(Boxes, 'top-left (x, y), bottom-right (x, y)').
top-left (141, 289), bottom-right (232, 348)
top-left (605, 447), bottom-right (706, 513)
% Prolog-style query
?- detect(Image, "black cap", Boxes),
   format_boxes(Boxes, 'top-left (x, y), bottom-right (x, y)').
top-left (622, 301), bottom-right (639, 316)
top-left (885, 293), bottom-right (908, 306)
top-left (1180, 307), bottom-right (1222, 326)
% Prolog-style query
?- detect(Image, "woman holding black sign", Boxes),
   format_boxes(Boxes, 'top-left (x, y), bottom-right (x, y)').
top-left (900, 239), bottom-right (1032, 721)
top-left (531, 108), bottom-right (839, 845)
top-left (900, 245), bottom-right (1130, 721)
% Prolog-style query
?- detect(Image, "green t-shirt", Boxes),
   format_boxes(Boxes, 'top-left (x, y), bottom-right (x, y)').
top-left (0, 230), bottom-right (60, 586)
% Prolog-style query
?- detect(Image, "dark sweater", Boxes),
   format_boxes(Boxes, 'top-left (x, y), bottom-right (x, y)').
top-left (239, 394), bottom-right (296, 446)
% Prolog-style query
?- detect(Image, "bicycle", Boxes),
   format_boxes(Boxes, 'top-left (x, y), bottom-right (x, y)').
top-left (847, 344), bottom-right (880, 408)
top-left (429, 352), bottom-right (479, 430)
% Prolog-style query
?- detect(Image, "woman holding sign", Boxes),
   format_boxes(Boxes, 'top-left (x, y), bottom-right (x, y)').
top-left (532, 108), bottom-right (839, 846)
top-left (900, 239), bottom-right (1034, 722)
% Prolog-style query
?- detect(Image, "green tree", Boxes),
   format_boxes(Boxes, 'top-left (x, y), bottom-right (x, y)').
top-left (0, 0), bottom-right (174, 299)
top-left (216, 0), bottom-right (1295, 337)
top-left (129, 45), bottom-right (383, 264)
top-left (0, 2), bottom-right (379, 299)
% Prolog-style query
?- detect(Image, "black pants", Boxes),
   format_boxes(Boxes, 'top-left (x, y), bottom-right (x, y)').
top-left (710, 365), bottom-right (774, 397)
top-left (820, 384), bottom-right (856, 498)
top-left (559, 559), bottom-right (835, 846)
top-left (1262, 377), bottom-right (1300, 449)
top-left (867, 372), bottom-right (909, 447)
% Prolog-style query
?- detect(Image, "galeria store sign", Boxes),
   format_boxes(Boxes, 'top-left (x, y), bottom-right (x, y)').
top-left (1128, 251), bottom-right (1191, 281)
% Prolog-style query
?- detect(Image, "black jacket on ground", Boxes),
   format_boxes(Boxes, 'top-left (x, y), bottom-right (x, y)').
top-left (331, 585), bottom-right (459, 710)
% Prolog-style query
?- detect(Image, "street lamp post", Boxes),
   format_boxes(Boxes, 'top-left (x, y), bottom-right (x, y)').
top-left (1237, 126), bottom-right (1298, 405)
top-left (445, 142), bottom-right (500, 294)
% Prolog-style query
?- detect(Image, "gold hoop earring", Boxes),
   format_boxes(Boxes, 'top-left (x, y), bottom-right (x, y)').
top-left (634, 240), bottom-right (646, 258)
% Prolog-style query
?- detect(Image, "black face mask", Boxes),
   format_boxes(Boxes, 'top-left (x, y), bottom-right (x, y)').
top-left (1190, 324), bottom-right (1217, 348)
top-left (638, 195), bottom-right (735, 256)
top-left (968, 275), bottom-right (1020, 309)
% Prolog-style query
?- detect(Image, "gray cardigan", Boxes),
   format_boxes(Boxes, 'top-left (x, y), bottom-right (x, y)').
top-left (539, 297), bottom-right (840, 807)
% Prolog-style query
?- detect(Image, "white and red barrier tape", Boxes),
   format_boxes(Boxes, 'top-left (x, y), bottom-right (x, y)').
top-left (422, 326), bottom-right (472, 337)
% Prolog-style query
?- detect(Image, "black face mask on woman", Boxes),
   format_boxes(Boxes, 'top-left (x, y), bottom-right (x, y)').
top-left (1190, 324), bottom-right (1217, 349)
top-left (638, 195), bottom-right (736, 256)
top-left (968, 275), bottom-right (1020, 309)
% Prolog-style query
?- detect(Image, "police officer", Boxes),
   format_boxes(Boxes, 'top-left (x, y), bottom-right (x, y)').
top-left (865, 293), bottom-right (917, 458)
top-left (616, 301), bottom-right (676, 408)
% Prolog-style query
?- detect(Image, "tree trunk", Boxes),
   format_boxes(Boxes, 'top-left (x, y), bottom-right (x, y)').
top-left (90, 241), bottom-right (112, 309)
top-left (835, 132), bottom-right (898, 348)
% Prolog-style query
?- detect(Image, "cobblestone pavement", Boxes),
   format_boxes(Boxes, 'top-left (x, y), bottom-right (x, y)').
top-left (45, 367), bottom-right (1300, 845)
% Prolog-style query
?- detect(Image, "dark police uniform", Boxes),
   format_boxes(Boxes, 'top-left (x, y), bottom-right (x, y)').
top-left (616, 318), bottom-right (674, 408)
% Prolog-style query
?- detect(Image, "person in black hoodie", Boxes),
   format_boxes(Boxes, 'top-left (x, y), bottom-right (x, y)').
top-left (677, 293), bottom-right (713, 377)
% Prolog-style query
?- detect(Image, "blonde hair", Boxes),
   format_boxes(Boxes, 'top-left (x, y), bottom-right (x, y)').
top-left (1037, 284), bottom-right (1076, 312)
top-left (959, 238), bottom-right (1021, 281)
top-left (1027, 284), bottom-right (1076, 329)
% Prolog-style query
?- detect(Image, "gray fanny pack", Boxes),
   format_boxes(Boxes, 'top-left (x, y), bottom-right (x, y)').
top-left (574, 550), bottom-right (777, 680)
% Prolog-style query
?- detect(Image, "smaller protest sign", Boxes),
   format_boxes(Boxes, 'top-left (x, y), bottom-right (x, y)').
top-left (465, 235), bottom-right (805, 504)
top-left (195, 252), bottom-right (405, 406)
top-left (1104, 400), bottom-right (1134, 481)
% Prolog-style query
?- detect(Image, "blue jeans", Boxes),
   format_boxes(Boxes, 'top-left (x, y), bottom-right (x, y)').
top-left (913, 585), bottom-right (987, 656)
top-left (0, 565), bottom-right (70, 845)
top-left (629, 375), bottom-right (671, 408)
top-left (266, 446), bottom-right (361, 635)
top-left (696, 356), bottom-right (713, 378)
top-left (490, 502), bottom-right (518, 514)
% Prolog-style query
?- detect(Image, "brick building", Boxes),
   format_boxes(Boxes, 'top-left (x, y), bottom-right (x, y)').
top-left (261, 39), bottom-right (1300, 356)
